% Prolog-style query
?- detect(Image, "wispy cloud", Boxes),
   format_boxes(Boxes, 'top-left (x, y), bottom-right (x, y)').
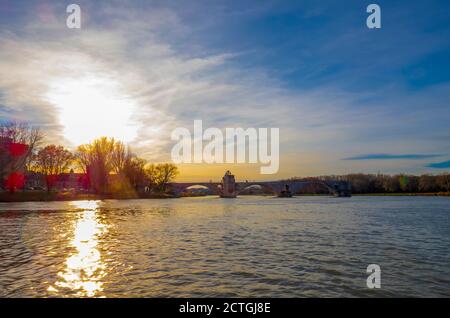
top-left (0, 2), bottom-right (371, 162)
top-left (426, 160), bottom-right (450, 169)
top-left (343, 154), bottom-right (442, 160)
top-left (0, 1), bottom-right (449, 178)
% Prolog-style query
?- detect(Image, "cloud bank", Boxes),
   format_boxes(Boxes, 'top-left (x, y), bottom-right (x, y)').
top-left (0, 1), bottom-right (449, 179)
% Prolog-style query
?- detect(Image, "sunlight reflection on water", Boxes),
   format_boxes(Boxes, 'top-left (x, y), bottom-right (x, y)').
top-left (48, 201), bottom-right (107, 297)
top-left (1, 196), bottom-right (449, 297)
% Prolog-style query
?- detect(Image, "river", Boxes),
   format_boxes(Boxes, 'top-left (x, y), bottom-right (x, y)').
top-left (0, 196), bottom-right (449, 297)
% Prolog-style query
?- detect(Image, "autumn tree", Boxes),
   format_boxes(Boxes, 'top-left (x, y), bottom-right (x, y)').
top-left (75, 137), bottom-right (116, 194)
top-left (34, 145), bottom-right (73, 191)
top-left (144, 163), bottom-right (159, 192)
top-left (124, 157), bottom-right (147, 190)
top-left (0, 121), bottom-right (43, 192)
top-left (148, 163), bottom-right (179, 192)
top-left (382, 175), bottom-right (400, 193)
top-left (419, 174), bottom-right (436, 192)
top-left (437, 173), bottom-right (450, 192)
top-left (110, 141), bottom-right (130, 174)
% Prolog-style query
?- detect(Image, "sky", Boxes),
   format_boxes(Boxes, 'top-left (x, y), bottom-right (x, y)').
top-left (0, 0), bottom-right (449, 181)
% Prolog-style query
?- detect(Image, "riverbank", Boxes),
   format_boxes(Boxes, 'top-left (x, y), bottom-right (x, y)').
top-left (352, 192), bottom-right (450, 196)
top-left (296, 192), bottom-right (450, 197)
top-left (2, 191), bottom-right (450, 202)
top-left (0, 191), bottom-right (177, 202)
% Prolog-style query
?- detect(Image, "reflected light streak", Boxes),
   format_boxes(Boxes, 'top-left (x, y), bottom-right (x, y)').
top-left (48, 201), bottom-right (107, 297)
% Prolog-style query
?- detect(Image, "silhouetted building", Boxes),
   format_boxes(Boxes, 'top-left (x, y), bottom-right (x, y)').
top-left (220, 170), bottom-right (237, 198)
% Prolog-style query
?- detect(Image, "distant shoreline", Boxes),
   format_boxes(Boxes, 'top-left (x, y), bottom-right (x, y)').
top-left (0, 192), bottom-right (177, 203)
top-left (1, 191), bottom-right (450, 203)
top-left (296, 193), bottom-right (450, 197)
top-left (352, 192), bottom-right (450, 196)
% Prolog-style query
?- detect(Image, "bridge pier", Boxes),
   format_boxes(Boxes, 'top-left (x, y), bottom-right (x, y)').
top-left (220, 171), bottom-right (237, 198)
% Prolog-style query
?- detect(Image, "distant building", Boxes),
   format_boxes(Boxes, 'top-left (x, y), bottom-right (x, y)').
top-left (24, 172), bottom-right (45, 189)
top-left (55, 170), bottom-right (88, 190)
top-left (220, 170), bottom-right (237, 198)
top-left (23, 171), bottom-right (89, 191)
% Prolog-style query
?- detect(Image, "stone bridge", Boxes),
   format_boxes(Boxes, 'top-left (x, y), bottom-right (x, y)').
top-left (170, 180), bottom-right (351, 197)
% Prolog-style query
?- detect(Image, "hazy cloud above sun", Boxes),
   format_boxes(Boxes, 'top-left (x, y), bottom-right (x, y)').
top-left (1, 0), bottom-right (449, 178)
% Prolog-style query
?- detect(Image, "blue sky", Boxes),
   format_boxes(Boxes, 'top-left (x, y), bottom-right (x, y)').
top-left (0, 0), bottom-right (449, 179)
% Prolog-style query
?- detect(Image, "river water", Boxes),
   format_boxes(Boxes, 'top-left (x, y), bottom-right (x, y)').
top-left (0, 196), bottom-right (449, 297)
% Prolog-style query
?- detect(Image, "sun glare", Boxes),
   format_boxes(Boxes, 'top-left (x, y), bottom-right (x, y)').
top-left (48, 201), bottom-right (108, 297)
top-left (46, 75), bottom-right (139, 146)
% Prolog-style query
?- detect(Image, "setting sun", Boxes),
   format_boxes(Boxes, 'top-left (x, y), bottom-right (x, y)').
top-left (46, 74), bottom-right (139, 146)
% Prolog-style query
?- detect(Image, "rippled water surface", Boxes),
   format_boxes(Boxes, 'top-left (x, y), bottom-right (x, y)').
top-left (0, 196), bottom-right (449, 297)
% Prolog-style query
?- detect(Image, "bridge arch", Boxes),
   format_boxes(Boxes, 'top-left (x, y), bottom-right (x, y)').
top-left (237, 180), bottom-right (342, 196)
top-left (288, 181), bottom-right (337, 195)
top-left (171, 183), bottom-right (221, 195)
top-left (237, 183), bottom-right (277, 195)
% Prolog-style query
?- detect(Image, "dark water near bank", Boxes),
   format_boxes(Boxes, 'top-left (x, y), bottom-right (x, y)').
top-left (0, 196), bottom-right (449, 297)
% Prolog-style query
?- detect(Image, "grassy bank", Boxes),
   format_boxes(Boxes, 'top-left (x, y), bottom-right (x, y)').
top-left (0, 191), bottom-right (177, 202)
top-left (296, 192), bottom-right (450, 197)
top-left (352, 192), bottom-right (450, 196)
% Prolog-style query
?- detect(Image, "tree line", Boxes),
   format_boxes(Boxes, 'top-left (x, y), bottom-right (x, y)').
top-left (291, 173), bottom-right (450, 194)
top-left (2, 121), bottom-right (450, 195)
top-left (0, 122), bottom-right (178, 194)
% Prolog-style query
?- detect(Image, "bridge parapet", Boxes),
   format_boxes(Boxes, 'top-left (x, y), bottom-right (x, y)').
top-left (170, 180), bottom-right (351, 197)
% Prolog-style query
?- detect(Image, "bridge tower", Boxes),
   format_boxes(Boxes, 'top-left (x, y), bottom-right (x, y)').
top-left (220, 170), bottom-right (237, 198)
